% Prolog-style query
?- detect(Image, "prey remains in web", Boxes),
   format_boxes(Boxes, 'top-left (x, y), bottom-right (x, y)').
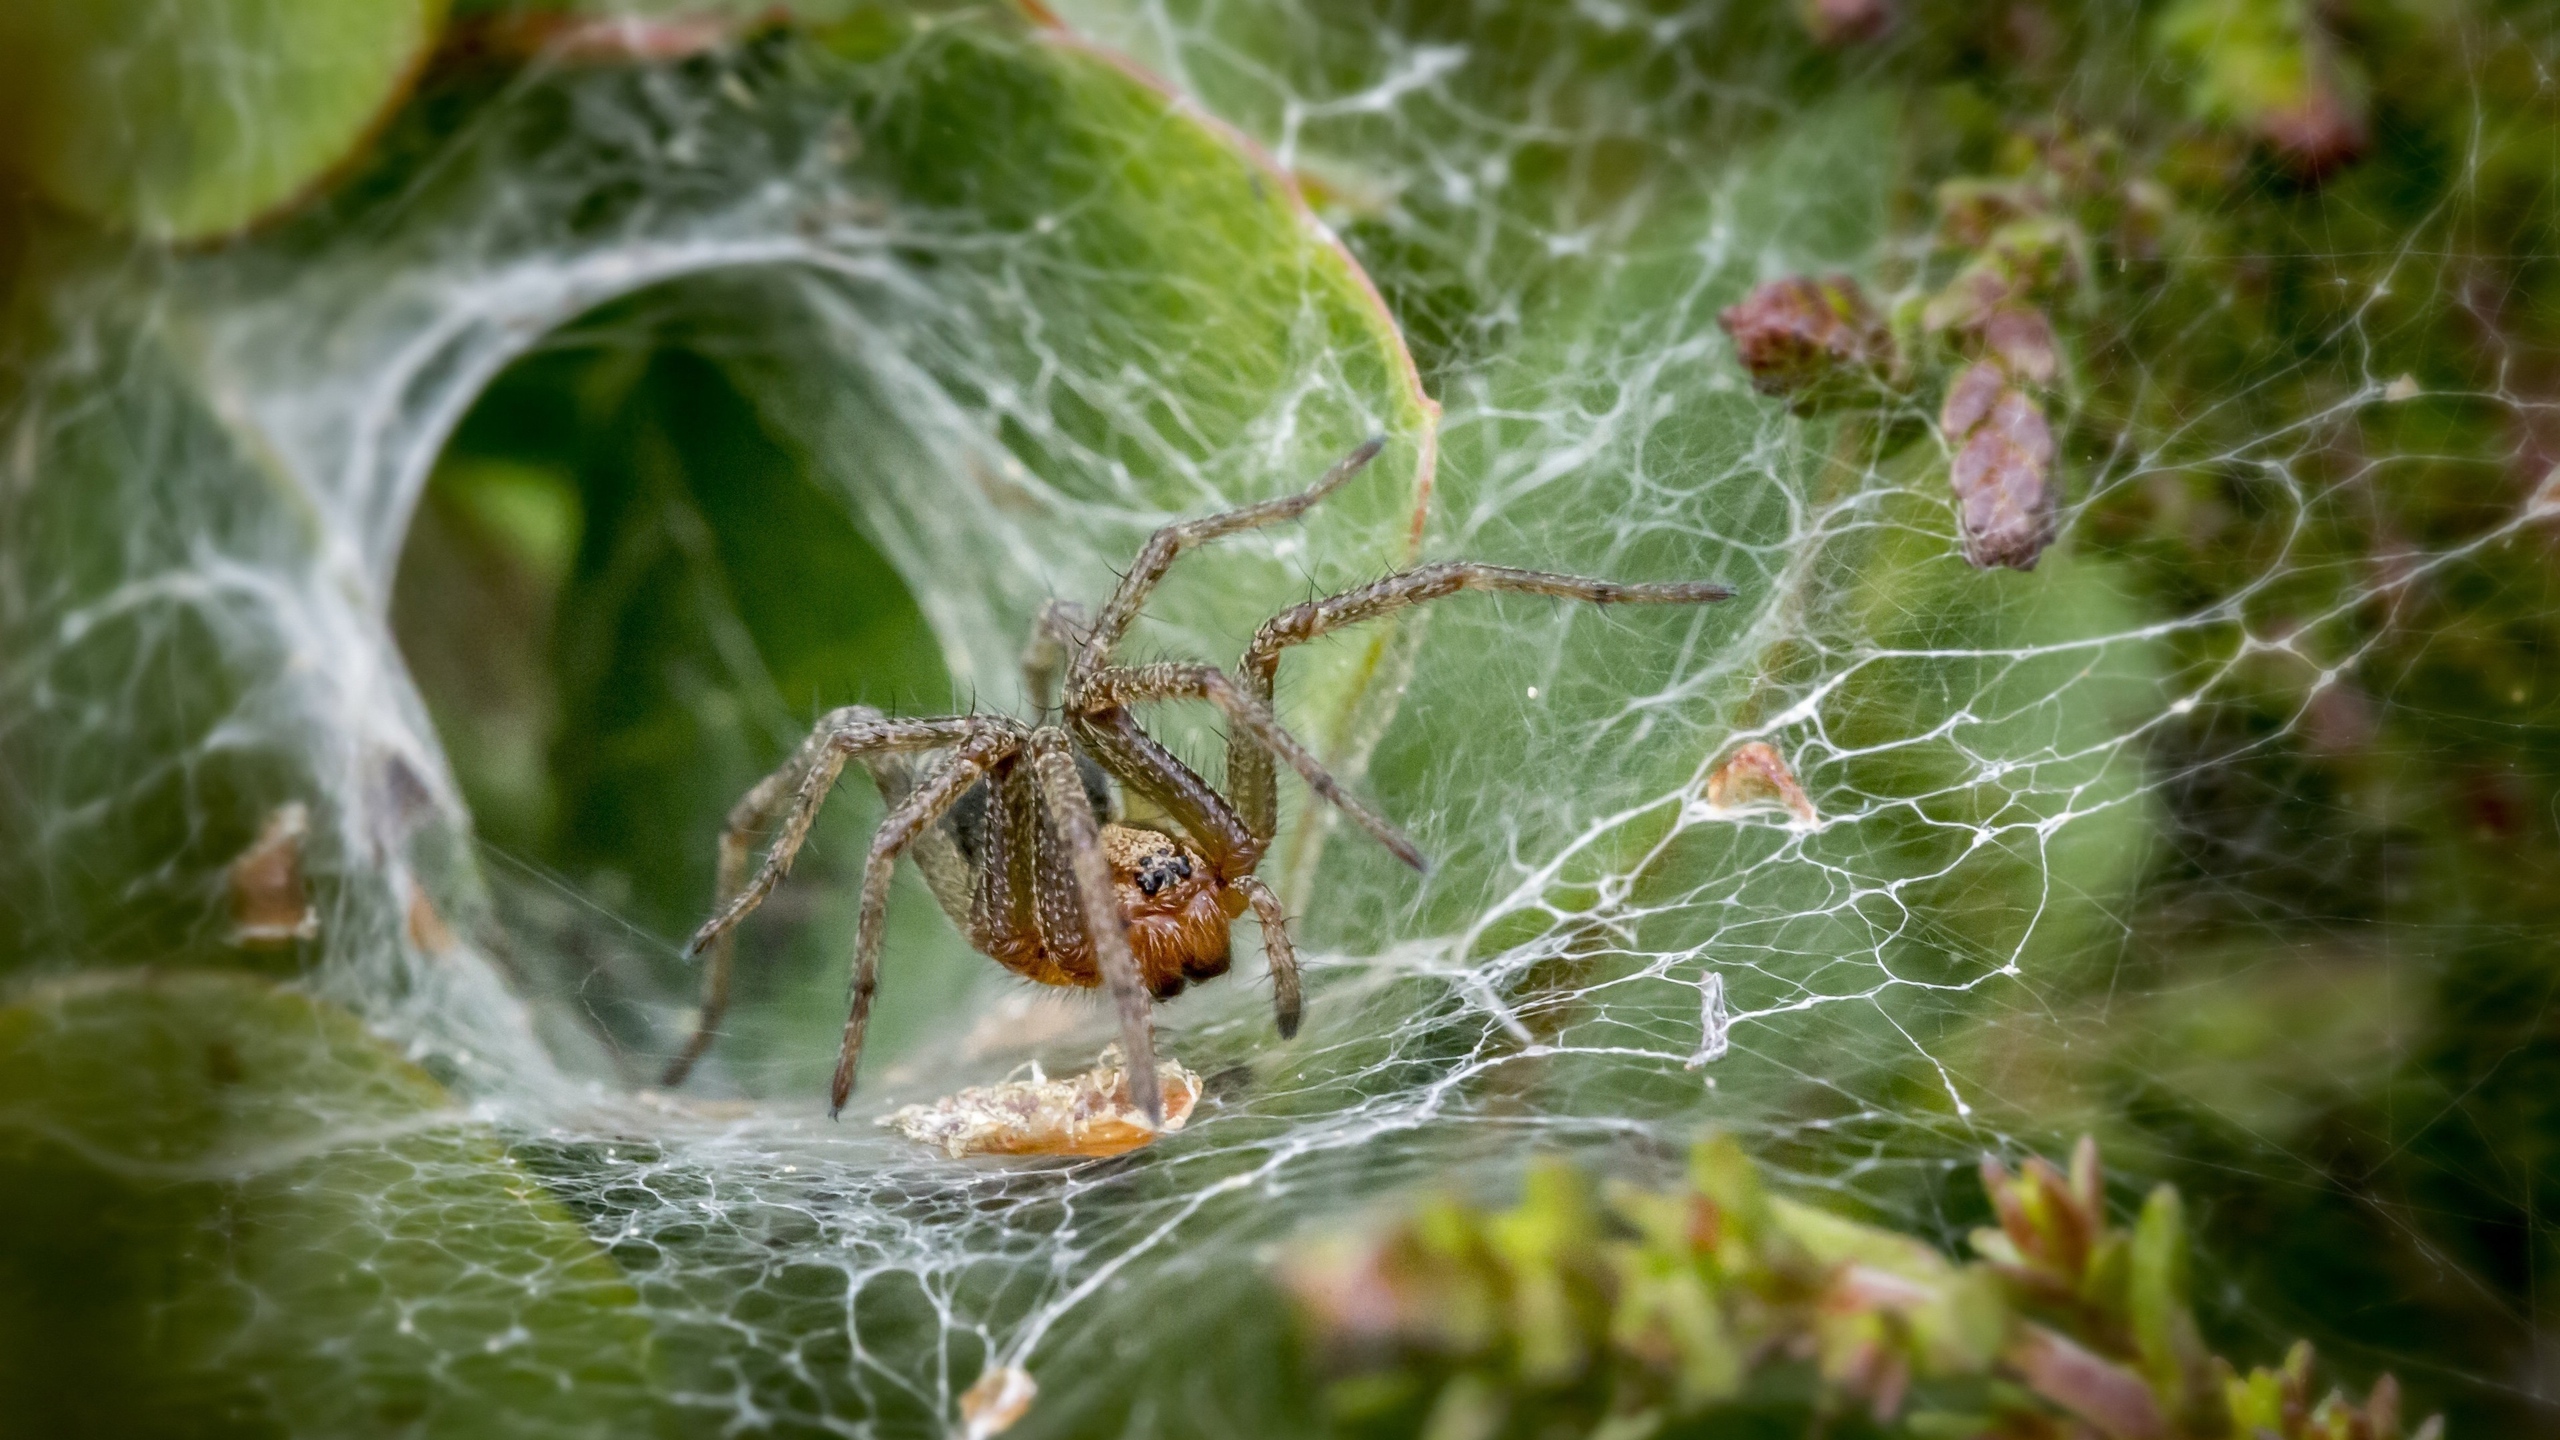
top-left (661, 439), bottom-right (1735, 1126)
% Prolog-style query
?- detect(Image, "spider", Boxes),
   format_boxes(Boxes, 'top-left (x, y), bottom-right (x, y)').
top-left (659, 438), bottom-right (1734, 1122)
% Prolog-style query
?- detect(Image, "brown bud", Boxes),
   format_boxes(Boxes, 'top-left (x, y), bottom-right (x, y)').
top-left (2005, 1325), bottom-right (2171, 1440)
top-left (1978, 306), bottom-right (2060, 386)
top-left (2159, 0), bottom-right (2368, 184)
top-left (1717, 275), bottom-right (1894, 412)
top-left (2257, 80), bottom-right (2367, 181)
top-left (1935, 179), bottom-right (2044, 250)
top-left (1942, 362), bottom-right (2057, 570)
top-left (1798, 0), bottom-right (1895, 47)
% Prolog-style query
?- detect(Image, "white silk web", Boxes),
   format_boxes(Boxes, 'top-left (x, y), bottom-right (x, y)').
top-left (3, 1), bottom-right (2550, 1433)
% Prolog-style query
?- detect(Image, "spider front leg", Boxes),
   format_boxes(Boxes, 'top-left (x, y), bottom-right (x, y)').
top-left (1226, 563), bottom-right (1736, 839)
top-left (1020, 599), bottom-right (1090, 715)
top-left (1065, 437), bottom-right (1385, 692)
top-left (1065, 712), bottom-right (1299, 1038)
top-left (1074, 662), bottom-right (1427, 872)
top-left (1026, 729), bottom-right (1167, 1126)
top-left (1230, 875), bottom-right (1301, 1038)
top-left (663, 711), bottom-right (1016, 1089)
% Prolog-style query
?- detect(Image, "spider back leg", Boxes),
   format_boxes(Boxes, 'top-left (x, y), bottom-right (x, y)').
top-left (828, 725), bottom-right (1022, 1115)
top-left (664, 704), bottom-right (881, 1089)
top-left (663, 710), bottom-right (1018, 1091)
top-left (1020, 598), bottom-right (1090, 715)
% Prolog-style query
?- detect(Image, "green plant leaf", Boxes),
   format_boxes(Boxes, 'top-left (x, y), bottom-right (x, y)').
top-left (0, 0), bottom-right (448, 242)
top-left (0, 970), bottom-right (658, 1436)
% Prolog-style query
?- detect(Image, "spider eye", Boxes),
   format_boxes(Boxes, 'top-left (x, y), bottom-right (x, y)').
top-left (1135, 851), bottom-right (1189, 897)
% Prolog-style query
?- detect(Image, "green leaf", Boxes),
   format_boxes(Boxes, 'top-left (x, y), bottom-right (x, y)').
top-left (2129, 1183), bottom-right (2219, 1428)
top-left (0, 971), bottom-right (657, 1436)
top-left (0, 0), bottom-right (448, 241)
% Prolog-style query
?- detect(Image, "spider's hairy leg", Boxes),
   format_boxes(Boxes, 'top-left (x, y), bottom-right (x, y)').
top-left (1231, 875), bottom-right (1301, 1039)
top-left (663, 712), bottom-right (1013, 1089)
top-left (1073, 705), bottom-right (1261, 875)
top-left (1078, 662), bottom-right (1427, 873)
top-left (1226, 563), bottom-right (1737, 838)
top-left (685, 716), bottom-right (1015, 959)
top-left (664, 703), bottom-right (877, 1087)
top-left (1028, 730), bottom-right (1165, 1127)
top-left (829, 727), bottom-right (1018, 1117)
top-left (1067, 436), bottom-right (1386, 687)
top-left (1020, 598), bottom-right (1090, 714)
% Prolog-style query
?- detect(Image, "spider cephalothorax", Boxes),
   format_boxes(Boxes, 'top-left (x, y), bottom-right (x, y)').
top-left (660, 439), bottom-right (1733, 1122)
top-left (1092, 825), bottom-right (1238, 997)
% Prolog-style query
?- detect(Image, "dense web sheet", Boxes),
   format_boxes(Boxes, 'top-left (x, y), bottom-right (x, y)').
top-left (4, 1), bottom-right (2557, 1434)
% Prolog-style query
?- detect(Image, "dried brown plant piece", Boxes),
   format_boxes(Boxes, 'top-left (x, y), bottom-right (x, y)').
top-left (959, 1365), bottom-right (1037, 1439)
top-left (1942, 361), bottom-right (2059, 570)
top-left (1703, 742), bottom-right (1818, 825)
top-left (229, 802), bottom-right (320, 948)
top-left (880, 1046), bottom-right (1201, 1158)
top-left (405, 879), bottom-right (457, 954)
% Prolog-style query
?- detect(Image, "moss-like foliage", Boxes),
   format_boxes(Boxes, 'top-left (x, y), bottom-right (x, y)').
top-left (1292, 1137), bottom-right (2429, 1440)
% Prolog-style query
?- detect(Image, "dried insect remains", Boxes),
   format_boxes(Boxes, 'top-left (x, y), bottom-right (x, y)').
top-left (661, 440), bottom-right (1734, 1122)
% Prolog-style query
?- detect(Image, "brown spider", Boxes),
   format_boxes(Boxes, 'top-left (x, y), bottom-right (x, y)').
top-left (659, 439), bottom-right (1734, 1121)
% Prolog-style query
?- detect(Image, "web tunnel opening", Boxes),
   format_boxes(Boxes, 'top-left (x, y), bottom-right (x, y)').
top-left (390, 298), bottom-right (978, 1099)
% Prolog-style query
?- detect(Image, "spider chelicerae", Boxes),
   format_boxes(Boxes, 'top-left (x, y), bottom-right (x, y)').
top-left (659, 439), bottom-right (1734, 1121)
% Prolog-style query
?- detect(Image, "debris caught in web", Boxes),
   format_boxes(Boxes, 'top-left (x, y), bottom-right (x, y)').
top-left (404, 880), bottom-right (457, 955)
top-left (229, 802), bottom-right (320, 947)
top-left (1687, 970), bottom-right (1731, 1069)
top-left (958, 1365), bottom-right (1037, 1439)
top-left (880, 1046), bottom-right (1202, 1159)
top-left (1703, 741), bottom-right (1818, 825)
